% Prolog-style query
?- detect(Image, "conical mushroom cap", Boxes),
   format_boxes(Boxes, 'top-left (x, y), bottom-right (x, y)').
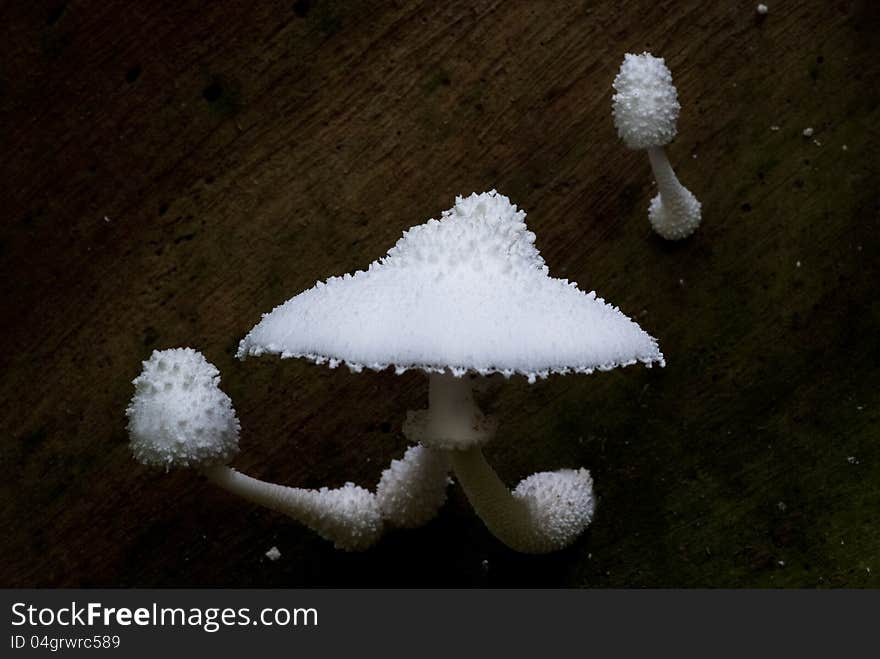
top-left (612, 52), bottom-right (680, 150)
top-left (237, 191), bottom-right (663, 382)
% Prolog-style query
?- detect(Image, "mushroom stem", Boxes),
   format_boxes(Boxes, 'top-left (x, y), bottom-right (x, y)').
top-left (646, 146), bottom-right (701, 240)
top-left (428, 371), bottom-right (483, 438)
top-left (202, 464), bottom-right (383, 551)
top-left (427, 374), bottom-right (595, 553)
top-left (449, 446), bottom-right (537, 552)
top-left (376, 444), bottom-right (451, 529)
top-left (403, 373), bottom-right (496, 449)
top-left (449, 447), bottom-right (594, 554)
top-left (647, 146), bottom-right (678, 193)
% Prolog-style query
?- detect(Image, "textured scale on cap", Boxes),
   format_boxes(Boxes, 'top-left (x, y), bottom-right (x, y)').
top-left (612, 52), bottom-right (680, 149)
top-left (126, 348), bottom-right (240, 469)
top-left (513, 468), bottom-right (595, 553)
top-left (238, 190), bottom-right (663, 381)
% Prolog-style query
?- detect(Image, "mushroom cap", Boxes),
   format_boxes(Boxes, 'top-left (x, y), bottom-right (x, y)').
top-left (238, 190), bottom-right (663, 382)
top-left (612, 52), bottom-right (680, 150)
top-left (126, 348), bottom-right (240, 469)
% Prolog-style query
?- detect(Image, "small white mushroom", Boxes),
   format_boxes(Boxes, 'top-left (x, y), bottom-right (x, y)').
top-left (126, 348), bottom-right (383, 551)
top-left (239, 190), bottom-right (663, 553)
top-left (127, 348), bottom-right (240, 469)
top-left (613, 52), bottom-right (702, 240)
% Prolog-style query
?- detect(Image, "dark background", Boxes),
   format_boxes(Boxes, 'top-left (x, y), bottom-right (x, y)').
top-left (1, 0), bottom-right (877, 587)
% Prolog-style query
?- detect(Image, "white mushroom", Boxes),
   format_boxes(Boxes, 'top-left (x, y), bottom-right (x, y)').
top-left (126, 348), bottom-right (384, 551)
top-left (127, 348), bottom-right (240, 469)
top-left (239, 190), bottom-right (663, 553)
top-left (612, 52), bottom-right (702, 240)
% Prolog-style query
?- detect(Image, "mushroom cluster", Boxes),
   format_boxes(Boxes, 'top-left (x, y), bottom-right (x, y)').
top-left (612, 52), bottom-right (702, 240)
top-left (127, 191), bottom-right (663, 554)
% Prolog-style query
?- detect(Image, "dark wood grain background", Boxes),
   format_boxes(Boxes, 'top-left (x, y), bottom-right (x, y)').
top-left (1, 0), bottom-right (878, 587)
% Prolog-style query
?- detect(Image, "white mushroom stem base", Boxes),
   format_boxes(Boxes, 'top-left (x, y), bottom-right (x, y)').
top-left (202, 464), bottom-right (383, 551)
top-left (646, 146), bottom-right (701, 240)
top-left (419, 374), bottom-right (595, 554)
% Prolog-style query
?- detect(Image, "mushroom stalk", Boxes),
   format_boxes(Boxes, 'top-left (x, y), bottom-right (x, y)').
top-left (646, 146), bottom-right (701, 240)
top-left (449, 447), bottom-right (543, 553)
top-left (376, 444), bottom-right (451, 529)
top-left (428, 371), bottom-right (484, 438)
top-left (647, 146), bottom-right (681, 197)
top-left (202, 464), bottom-right (383, 551)
top-left (427, 374), bottom-right (595, 554)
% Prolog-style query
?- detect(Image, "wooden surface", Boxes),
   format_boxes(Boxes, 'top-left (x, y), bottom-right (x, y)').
top-left (1, 0), bottom-right (878, 587)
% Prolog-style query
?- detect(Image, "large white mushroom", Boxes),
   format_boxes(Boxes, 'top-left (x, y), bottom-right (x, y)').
top-left (612, 52), bottom-right (702, 240)
top-left (237, 190), bottom-right (663, 553)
